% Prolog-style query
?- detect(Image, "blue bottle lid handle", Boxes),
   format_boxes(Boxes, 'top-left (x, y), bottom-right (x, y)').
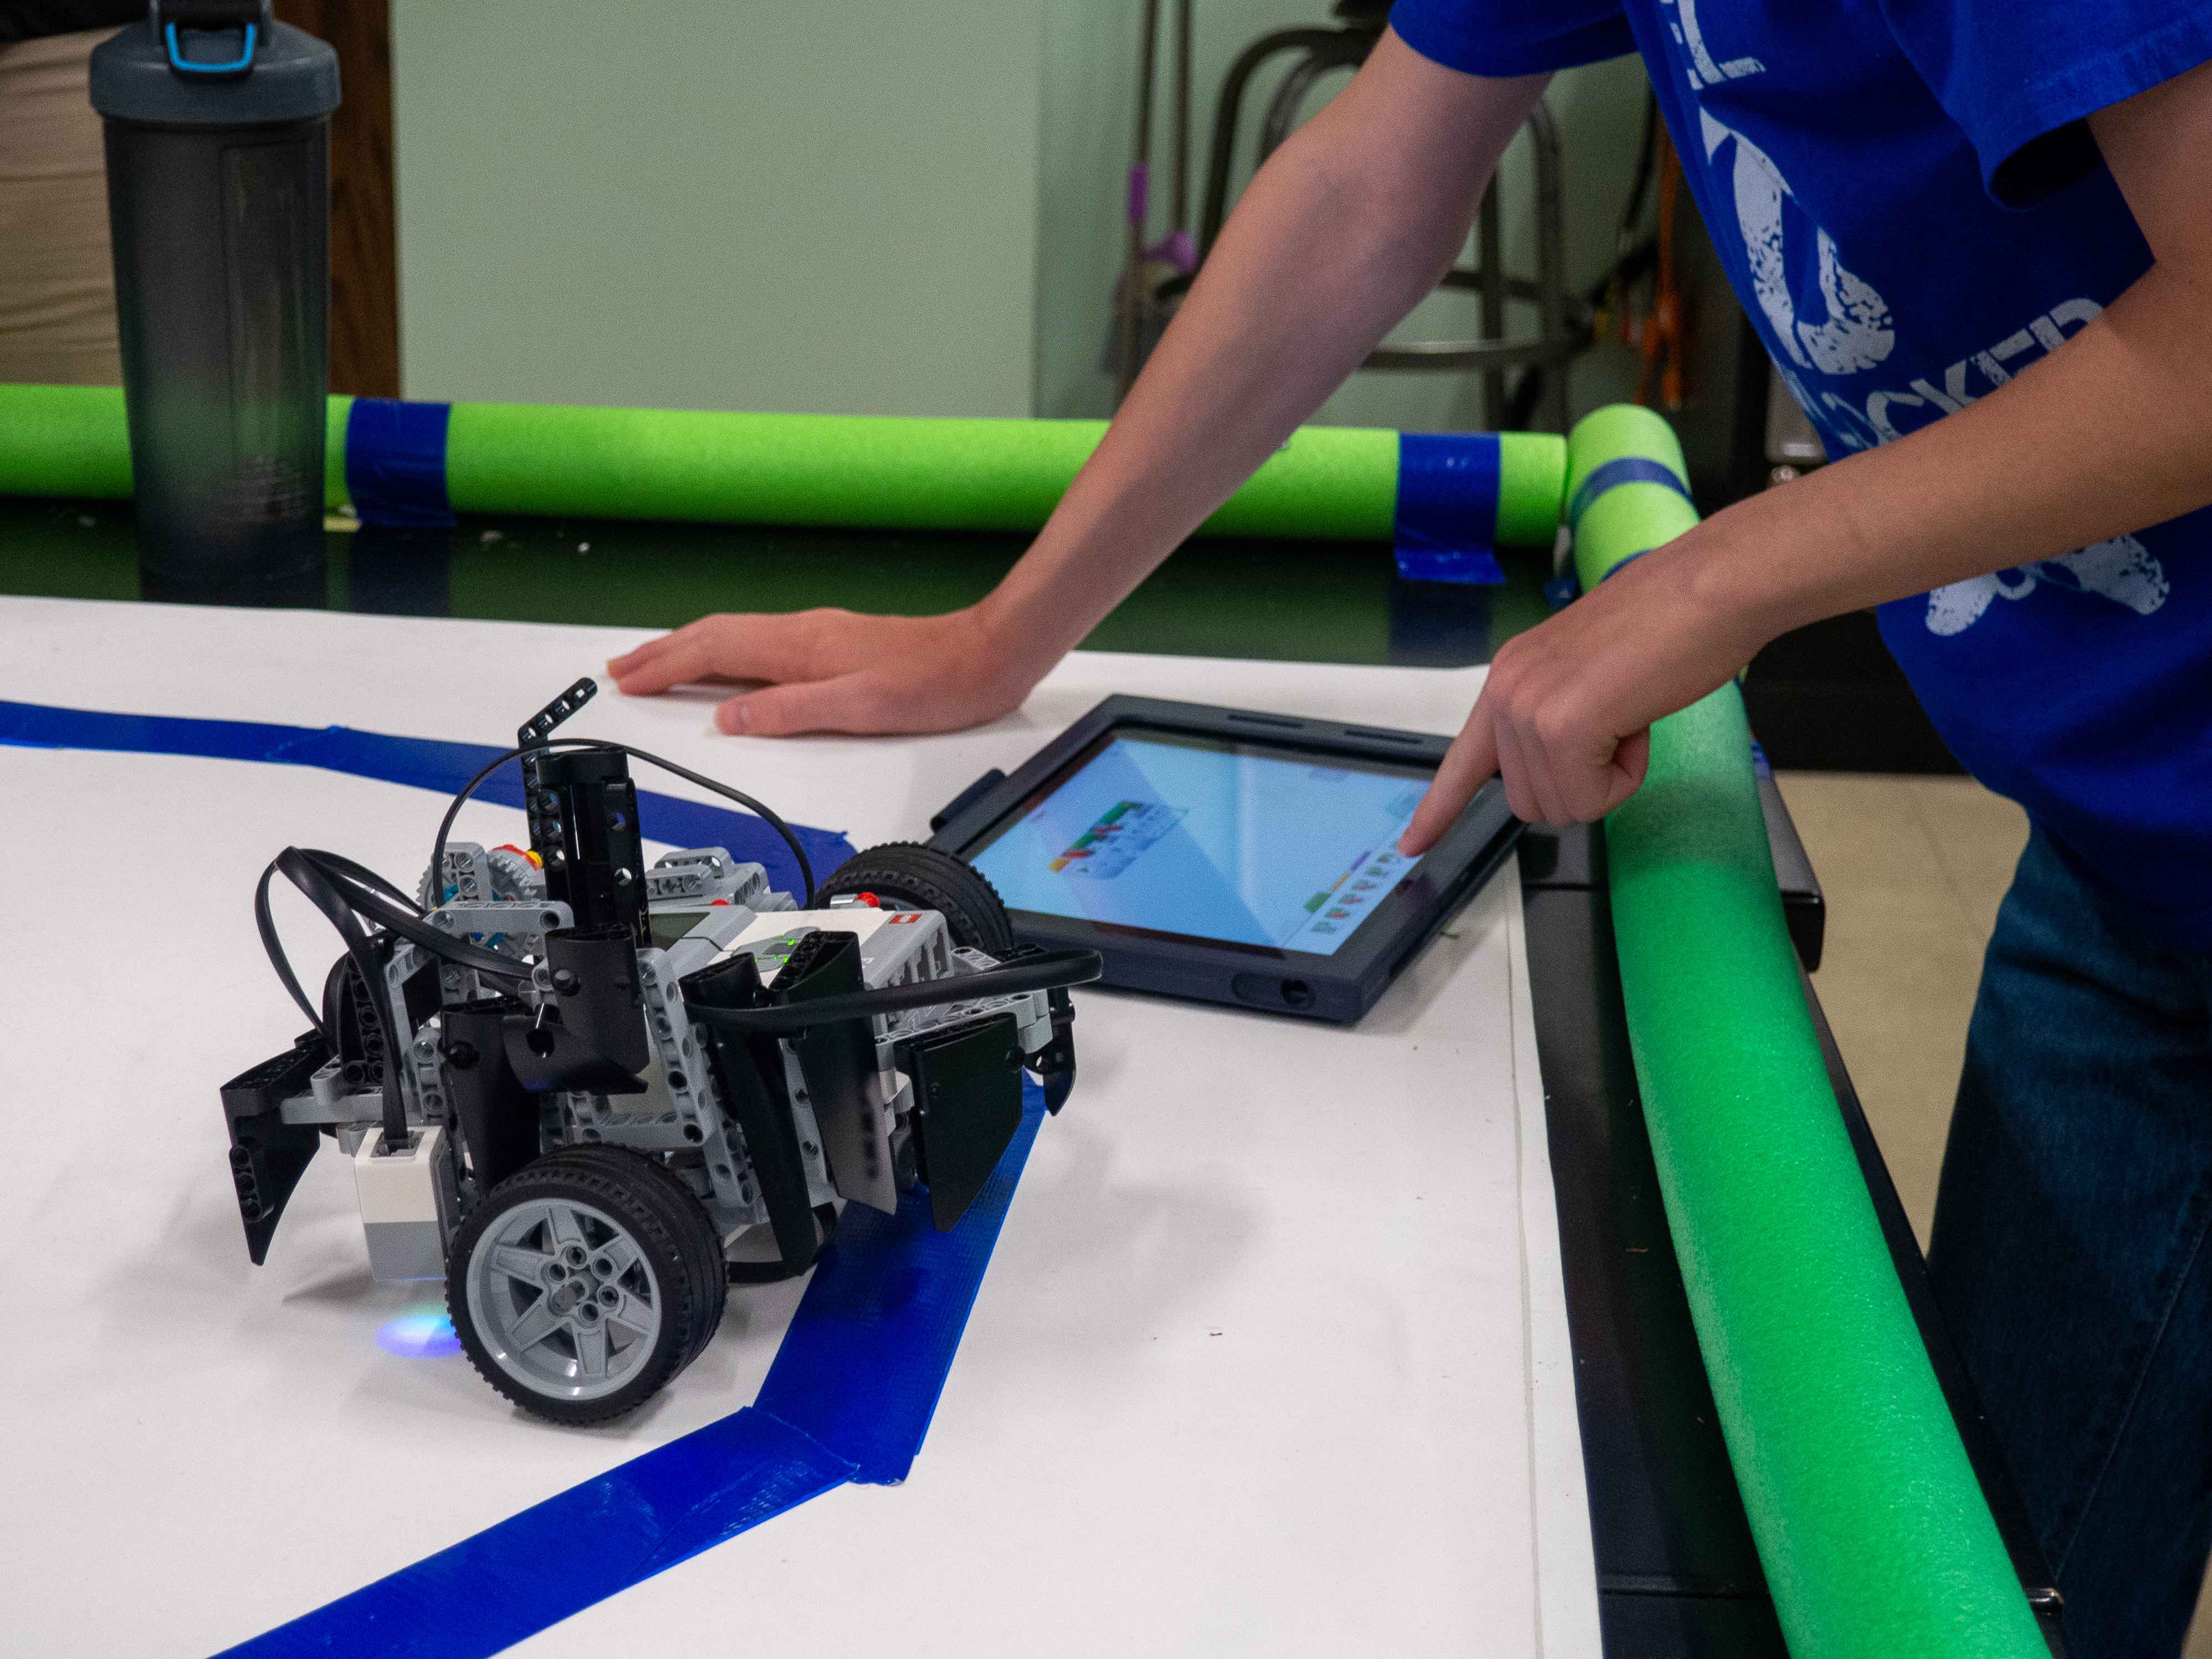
top-left (165, 19), bottom-right (258, 77)
top-left (93, 2), bottom-right (332, 121)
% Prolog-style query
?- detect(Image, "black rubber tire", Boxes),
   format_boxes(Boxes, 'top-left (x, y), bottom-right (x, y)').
top-left (531, 1145), bottom-right (728, 1364)
top-left (447, 1149), bottom-right (719, 1424)
top-left (818, 842), bottom-right (1016, 954)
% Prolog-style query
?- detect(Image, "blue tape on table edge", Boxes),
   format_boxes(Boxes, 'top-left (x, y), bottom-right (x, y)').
top-left (1564, 454), bottom-right (1691, 531)
top-left (223, 1087), bottom-right (1051, 1659)
top-left (0, 699), bottom-right (853, 900)
top-left (1392, 432), bottom-right (1504, 586)
top-left (347, 397), bottom-right (456, 530)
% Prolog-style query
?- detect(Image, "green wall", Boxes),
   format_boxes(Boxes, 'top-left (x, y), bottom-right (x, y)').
top-left (390, 0), bottom-right (1043, 417)
top-left (390, 1), bottom-right (1653, 433)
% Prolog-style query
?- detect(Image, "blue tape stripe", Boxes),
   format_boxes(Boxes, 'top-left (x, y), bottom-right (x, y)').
top-left (222, 1411), bottom-right (853, 1659)
top-left (347, 398), bottom-right (456, 530)
top-left (221, 1084), bottom-right (1049, 1659)
top-left (756, 1086), bottom-right (1047, 1482)
top-left (1565, 455), bottom-right (1690, 531)
top-left (1392, 432), bottom-right (1504, 586)
top-left (0, 700), bottom-right (852, 903)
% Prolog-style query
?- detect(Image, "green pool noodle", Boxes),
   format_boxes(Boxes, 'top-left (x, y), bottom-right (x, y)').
top-left (0, 383), bottom-right (357, 510)
top-left (445, 400), bottom-right (1565, 544)
top-left (325, 393), bottom-right (353, 509)
top-left (0, 382), bottom-right (1565, 545)
top-left (1568, 402), bottom-right (2042, 1657)
top-left (0, 383), bottom-right (134, 500)
top-left (1491, 426), bottom-right (1565, 547)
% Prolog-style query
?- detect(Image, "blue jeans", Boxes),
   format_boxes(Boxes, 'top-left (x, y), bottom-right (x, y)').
top-left (1930, 828), bottom-right (2212, 1658)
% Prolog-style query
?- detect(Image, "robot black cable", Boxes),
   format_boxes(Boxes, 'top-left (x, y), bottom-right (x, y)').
top-left (427, 738), bottom-right (817, 909)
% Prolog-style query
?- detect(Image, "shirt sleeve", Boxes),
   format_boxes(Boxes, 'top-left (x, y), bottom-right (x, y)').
top-left (1389, 0), bottom-right (1636, 78)
top-left (1879, 0), bottom-right (2212, 205)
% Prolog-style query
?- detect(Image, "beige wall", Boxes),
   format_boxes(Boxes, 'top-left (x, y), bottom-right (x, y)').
top-left (0, 28), bottom-right (123, 387)
top-left (389, 1), bottom-right (1654, 429)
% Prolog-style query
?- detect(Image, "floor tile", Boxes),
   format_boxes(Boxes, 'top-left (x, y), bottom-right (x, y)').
top-left (1774, 772), bottom-right (2026, 1246)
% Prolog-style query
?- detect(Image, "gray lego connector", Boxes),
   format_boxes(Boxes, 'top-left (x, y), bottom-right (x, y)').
top-left (645, 846), bottom-right (772, 907)
top-left (429, 898), bottom-right (574, 949)
top-left (422, 841), bottom-right (546, 911)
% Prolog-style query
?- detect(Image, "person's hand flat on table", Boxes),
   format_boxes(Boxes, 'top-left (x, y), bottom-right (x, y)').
top-left (607, 607), bottom-right (1037, 738)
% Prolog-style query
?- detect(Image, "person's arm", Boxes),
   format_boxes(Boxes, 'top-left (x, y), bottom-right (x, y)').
top-left (608, 33), bottom-right (1546, 735)
top-left (1401, 58), bottom-right (2212, 850)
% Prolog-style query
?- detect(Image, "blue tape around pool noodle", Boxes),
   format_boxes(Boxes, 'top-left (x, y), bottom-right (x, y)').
top-left (221, 1084), bottom-right (1049, 1659)
top-left (1392, 432), bottom-right (1504, 585)
top-left (0, 699), bottom-right (853, 903)
top-left (1565, 454), bottom-right (1692, 530)
top-left (347, 397), bottom-right (456, 529)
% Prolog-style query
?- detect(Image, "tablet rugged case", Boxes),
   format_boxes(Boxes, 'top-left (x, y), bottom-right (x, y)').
top-left (928, 696), bottom-right (1522, 1025)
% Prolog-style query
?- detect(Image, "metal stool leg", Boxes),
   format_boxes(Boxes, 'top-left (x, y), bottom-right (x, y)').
top-left (1477, 181), bottom-right (1507, 428)
top-left (1527, 99), bottom-right (1571, 434)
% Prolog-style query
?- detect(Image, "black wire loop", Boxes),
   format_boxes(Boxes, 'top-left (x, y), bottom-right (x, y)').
top-left (428, 738), bottom-right (817, 910)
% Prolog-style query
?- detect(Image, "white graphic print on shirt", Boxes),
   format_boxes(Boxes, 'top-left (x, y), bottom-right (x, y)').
top-left (1924, 536), bottom-right (2170, 635)
top-left (1657, 5), bottom-right (2170, 637)
top-left (1671, 0), bottom-right (1762, 86)
top-left (1697, 109), bottom-right (1894, 375)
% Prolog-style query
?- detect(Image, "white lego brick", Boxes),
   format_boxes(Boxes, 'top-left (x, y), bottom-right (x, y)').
top-left (354, 1124), bottom-right (453, 1283)
top-left (353, 1123), bottom-right (448, 1225)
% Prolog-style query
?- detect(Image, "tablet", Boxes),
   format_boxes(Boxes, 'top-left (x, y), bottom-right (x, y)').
top-left (926, 696), bottom-right (1521, 1023)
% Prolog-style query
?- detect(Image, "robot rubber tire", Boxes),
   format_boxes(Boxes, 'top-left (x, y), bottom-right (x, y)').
top-left (447, 1148), bottom-right (725, 1424)
top-left (525, 1145), bottom-right (730, 1364)
top-left (818, 842), bottom-right (1017, 954)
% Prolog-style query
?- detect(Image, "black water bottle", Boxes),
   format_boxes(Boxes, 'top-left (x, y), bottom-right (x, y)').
top-left (91, 2), bottom-right (340, 590)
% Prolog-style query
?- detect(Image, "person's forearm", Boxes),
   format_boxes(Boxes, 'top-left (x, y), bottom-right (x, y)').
top-left (977, 35), bottom-right (1546, 672)
top-left (1674, 65), bottom-right (2212, 648)
top-left (1672, 265), bottom-right (2212, 646)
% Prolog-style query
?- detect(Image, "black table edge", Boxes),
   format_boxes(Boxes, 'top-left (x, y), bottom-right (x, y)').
top-left (1520, 813), bottom-right (2067, 1657)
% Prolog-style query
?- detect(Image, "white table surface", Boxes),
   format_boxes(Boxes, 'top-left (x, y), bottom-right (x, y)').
top-left (0, 596), bottom-right (1597, 1658)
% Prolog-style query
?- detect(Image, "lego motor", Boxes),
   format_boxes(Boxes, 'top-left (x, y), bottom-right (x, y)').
top-left (221, 678), bottom-right (1099, 1424)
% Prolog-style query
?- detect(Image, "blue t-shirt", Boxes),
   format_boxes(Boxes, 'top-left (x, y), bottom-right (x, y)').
top-left (1395, 0), bottom-right (2212, 952)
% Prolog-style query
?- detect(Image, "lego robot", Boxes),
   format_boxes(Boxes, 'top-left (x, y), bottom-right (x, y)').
top-left (219, 679), bottom-right (1098, 1423)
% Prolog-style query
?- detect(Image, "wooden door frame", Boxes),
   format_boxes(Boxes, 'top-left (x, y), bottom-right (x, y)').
top-left (276, 0), bottom-right (397, 397)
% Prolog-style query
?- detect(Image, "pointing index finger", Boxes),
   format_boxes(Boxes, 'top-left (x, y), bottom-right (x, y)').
top-left (1400, 699), bottom-right (1501, 855)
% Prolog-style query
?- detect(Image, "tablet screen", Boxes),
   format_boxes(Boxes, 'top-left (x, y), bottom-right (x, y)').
top-left (965, 729), bottom-right (1433, 957)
